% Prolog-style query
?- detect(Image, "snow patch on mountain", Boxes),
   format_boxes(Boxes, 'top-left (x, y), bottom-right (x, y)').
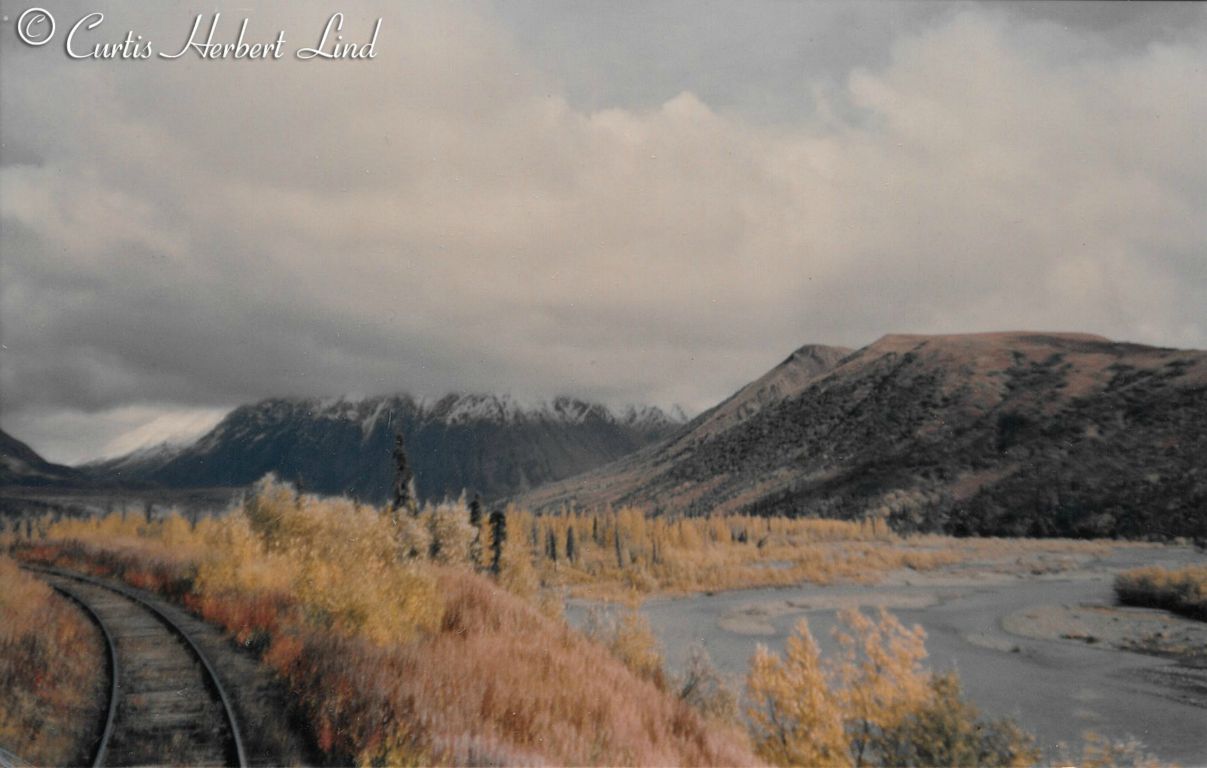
top-left (235, 393), bottom-right (690, 429)
top-left (94, 407), bottom-right (229, 461)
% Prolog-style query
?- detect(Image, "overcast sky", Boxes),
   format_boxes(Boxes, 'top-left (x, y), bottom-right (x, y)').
top-left (1, 1), bottom-right (1205, 463)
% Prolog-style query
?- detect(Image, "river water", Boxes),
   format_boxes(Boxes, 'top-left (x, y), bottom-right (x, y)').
top-left (567, 547), bottom-right (1207, 764)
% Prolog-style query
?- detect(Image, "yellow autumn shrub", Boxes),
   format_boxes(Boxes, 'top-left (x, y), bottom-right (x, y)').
top-left (746, 610), bottom-right (1038, 767)
top-left (0, 555), bottom-right (105, 765)
top-left (746, 620), bottom-right (847, 766)
top-left (584, 605), bottom-right (667, 689)
top-left (1115, 564), bottom-right (1207, 621)
top-left (834, 608), bottom-right (931, 765)
top-left (15, 479), bottom-right (758, 766)
top-left (502, 507), bottom-right (1124, 603)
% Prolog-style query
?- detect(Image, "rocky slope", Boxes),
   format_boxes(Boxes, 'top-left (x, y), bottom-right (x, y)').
top-left (519, 333), bottom-right (1207, 539)
top-left (88, 394), bottom-right (685, 503)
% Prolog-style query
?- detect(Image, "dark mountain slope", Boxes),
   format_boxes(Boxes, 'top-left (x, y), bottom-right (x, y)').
top-left (90, 394), bottom-right (684, 503)
top-left (520, 333), bottom-right (1207, 539)
top-left (0, 429), bottom-right (85, 487)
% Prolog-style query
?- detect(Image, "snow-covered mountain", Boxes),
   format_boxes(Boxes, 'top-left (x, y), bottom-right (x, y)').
top-left (86, 393), bottom-right (686, 502)
top-left (85, 441), bottom-right (183, 480)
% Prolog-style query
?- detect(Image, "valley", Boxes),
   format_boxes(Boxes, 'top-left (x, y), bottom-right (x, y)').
top-left (3, 331), bottom-right (1205, 766)
top-left (4, 2), bottom-right (1202, 763)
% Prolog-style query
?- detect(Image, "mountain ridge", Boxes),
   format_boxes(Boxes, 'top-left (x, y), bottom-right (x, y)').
top-left (518, 332), bottom-right (1207, 539)
top-left (86, 392), bottom-right (686, 503)
top-left (0, 429), bottom-right (85, 487)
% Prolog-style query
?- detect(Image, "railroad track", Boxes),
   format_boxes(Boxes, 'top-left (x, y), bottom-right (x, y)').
top-left (25, 565), bottom-right (247, 768)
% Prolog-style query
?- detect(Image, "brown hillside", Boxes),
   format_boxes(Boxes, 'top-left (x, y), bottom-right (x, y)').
top-left (520, 332), bottom-right (1207, 539)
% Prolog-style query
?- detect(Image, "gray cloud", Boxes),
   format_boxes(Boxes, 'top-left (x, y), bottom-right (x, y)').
top-left (1, 0), bottom-right (1205, 463)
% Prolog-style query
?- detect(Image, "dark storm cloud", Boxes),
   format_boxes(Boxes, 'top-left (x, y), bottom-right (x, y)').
top-left (1, 0), bottom-right (1205, 462)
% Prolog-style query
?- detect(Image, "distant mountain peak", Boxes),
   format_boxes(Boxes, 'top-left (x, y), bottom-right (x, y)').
top-left (86, 391), bottom-right (684, 502)
top-left (212, 392), bottom-right (688, 431)
top-left (425, 392), bottom-right (598, 425)
top-left (687, 342), bottom-right (853, 437)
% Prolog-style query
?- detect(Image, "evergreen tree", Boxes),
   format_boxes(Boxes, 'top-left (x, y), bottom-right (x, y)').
top-left (468, 493), bottom-right (484, 568)
top-left (391, 432), bottom-right (418, 518)
top-left (489, 507), bottom-right (507, 576)
top-left (566, 526), bottom-right (577, 564)
top-left (469, 494), bottom-right (483, 528)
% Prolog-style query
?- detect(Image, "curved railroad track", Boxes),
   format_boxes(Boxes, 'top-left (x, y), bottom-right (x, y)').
top-left (45, 583), bottom-right (120, 767)
top-left (26, 565), bottom-right (247, 767)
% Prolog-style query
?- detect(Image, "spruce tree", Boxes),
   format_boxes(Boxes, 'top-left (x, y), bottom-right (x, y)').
top-left (391, 432), bottom-right (418, 518)
top-left (468, 493), bottom-right (484, 568)
top-left (566, 526), bottom-right (577, 564)
top-left (489, 507), bottom-right (507, 576)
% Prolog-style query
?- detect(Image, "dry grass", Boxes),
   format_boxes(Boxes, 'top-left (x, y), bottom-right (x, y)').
top-left (516, 508), bottom-right (942, 600)
top-left (12, 479), bottom-right (757, 766)
top-left (505, 508), bottom-right (1123, 601)
top-left (1115, 564), bottom-right (1207, 621)
top-left (0, 555), bottom-right (105, 766)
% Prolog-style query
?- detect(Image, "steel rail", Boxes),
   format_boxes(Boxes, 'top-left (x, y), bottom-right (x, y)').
top-left (24, 565), bottom-right (248, 768)
top-left (48, 583), bottom-right (120, 768)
